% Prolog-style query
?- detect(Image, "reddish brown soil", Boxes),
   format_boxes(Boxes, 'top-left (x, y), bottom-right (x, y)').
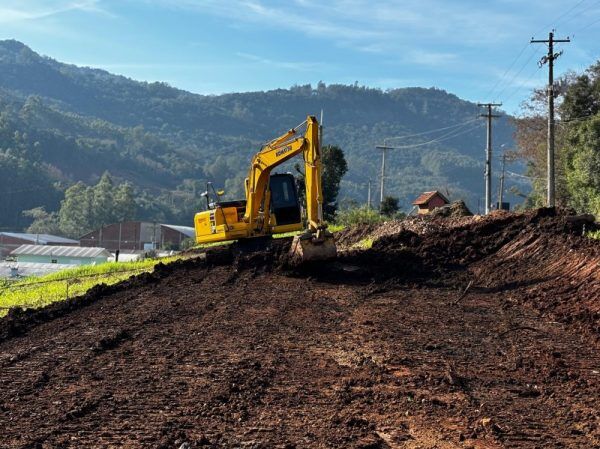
top-left (1, 209), bottom-right (599, 448)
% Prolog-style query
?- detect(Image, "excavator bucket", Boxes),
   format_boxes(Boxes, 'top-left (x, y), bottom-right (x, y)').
top-left (288, 232), bottom-right (337, 264)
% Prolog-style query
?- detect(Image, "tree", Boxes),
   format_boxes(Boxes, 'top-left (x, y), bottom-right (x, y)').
top-left (295, 144), bottom-right (348, 220)
top-left (113, 182), bottom-right (136, 222)
top-left (23, 207), bottom-right (61, 235)
top-left (335, 206), bottom-right (384, 227)
top-left (91, 172), bottom-right (115, 227)
top-left (563, 115), bottom-right (600, 215)
top-left (380, 196), bottom-right (400, 217)
top-left (59, 182), bottom-right (93, 238)
top-left (56, 174), bottom-right (144, 237)
top-left (557, 63), bottom-right (600, 215)
top-left (321, 145), bottom-right (349, 219)
top-left (561, 63), bottom-right (600, 121)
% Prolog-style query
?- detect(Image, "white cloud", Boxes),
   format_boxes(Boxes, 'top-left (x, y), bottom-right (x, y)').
top-left (134, 0), bottom-right (533, 54)
top-left (67, 61), bottom-right (239, 71)
top-left (0, 0), bottom-right (112, 23)
top-left (408, 50), bottom-right (458, 66)
top-left (236, 52), bottom-right (331, 71)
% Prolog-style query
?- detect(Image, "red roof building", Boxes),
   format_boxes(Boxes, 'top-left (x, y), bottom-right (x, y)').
top-left (412, 191), bottom-right (449, 214)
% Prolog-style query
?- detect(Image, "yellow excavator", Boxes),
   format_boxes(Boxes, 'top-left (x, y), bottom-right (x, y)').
top-left (194, 115), bottom-right (336, 262)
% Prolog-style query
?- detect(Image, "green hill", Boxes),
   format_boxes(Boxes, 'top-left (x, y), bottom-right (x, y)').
top-left (0, 40), bottom-right (522, 231)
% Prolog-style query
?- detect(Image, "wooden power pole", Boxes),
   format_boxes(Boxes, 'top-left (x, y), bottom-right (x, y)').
top-left (478, 103), bottom-right (502, 214)
top-left (531, 31), bottom-right (570, 208)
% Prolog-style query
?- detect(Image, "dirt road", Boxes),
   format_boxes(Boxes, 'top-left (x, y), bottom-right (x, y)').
top-left (1, 209), bottom-right (599, 448)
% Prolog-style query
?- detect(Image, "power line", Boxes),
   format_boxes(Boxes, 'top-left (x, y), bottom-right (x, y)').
top-left (559, 113), bottom-right (597, 123)
top-left (485, 42), bottom-right (530, 101)
top-left (506, 170), bottom-right (546, 180)
top-left (374, 121), bottom-right (484, 203)
top-left (578, 14), bottom-right (600, 32)
top-left (555, 0), bottom-right (600, 30)
top-left (381, 123), bottom-right (484, 150)
top-left (502, 62), bottom-right (545, 105)
top-left (485, 1), bottom-right (587, 103)
top-left (383, 118), bottom-right (479, 142)
top-left (494, 46), bottom-right (543, 102)
top-left (539, 0), bottom-right (587, 33)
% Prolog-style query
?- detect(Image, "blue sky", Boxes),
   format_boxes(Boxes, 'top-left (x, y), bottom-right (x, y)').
top-left (0, 0), bottom-right (599, 114)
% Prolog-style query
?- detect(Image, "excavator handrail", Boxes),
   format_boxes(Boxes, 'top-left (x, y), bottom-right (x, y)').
top-left (264, 119), bottom-right (308, 148)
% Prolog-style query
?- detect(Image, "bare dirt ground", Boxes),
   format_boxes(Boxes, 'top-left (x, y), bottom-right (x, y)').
top-left (0, 209), bottom-right (599, 448)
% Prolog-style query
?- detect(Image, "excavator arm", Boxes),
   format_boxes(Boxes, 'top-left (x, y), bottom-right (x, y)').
top-left (243, 115), bottom-right (325, 235)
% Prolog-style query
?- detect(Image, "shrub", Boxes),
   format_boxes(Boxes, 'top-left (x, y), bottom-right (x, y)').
top-left (335, 206), bottom-right (386, 227)
top-left (586, 229), bottom-right (600, 240)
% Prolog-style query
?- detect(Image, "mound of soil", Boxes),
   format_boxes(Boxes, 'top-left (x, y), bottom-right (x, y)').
top-left (472, 218), bottom-right (600, 334)
top-left (335, 205), bottom-right (476, 250)
top-left (335, 223), bottom-right (380, 249)
top-left (1, 209), bottom-right (599, 448)
top-left (430, 200), bottom-right (473, 218)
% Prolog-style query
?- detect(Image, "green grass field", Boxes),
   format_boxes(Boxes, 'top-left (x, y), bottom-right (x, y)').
top-left (0, 256), bottom-right (181, 315)
top-left (0, 224), bottom-right (349, 316)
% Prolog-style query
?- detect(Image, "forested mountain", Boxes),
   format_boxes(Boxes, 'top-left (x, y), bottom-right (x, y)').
top-left (0, 40), bottom-right (522, 232)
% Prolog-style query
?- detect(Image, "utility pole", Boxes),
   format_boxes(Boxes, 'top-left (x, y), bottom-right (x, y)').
top-left (118, 222), bottom-right (122, 252)
top-left (320, 109), bottom-right (325, 221)
top-left (498, 153), bottom-right (507, 209)
top-left (367, 179), bottom-right (372, 210)
top-left (531, 31), bottom-right (570, 208)
top-left (478, 103), bottom-right (502, 214)
top-left (376, 141), bottom-right (394, 206)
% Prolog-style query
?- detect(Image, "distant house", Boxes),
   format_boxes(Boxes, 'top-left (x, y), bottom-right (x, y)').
top-left (0, 232), bottom-right (78, 259)
top-left (80, 221), bottom-right (195, 252)
top-left (10, 245), bottom-right (110, 266)
top-left (412, 191), bottom-right (450, 214)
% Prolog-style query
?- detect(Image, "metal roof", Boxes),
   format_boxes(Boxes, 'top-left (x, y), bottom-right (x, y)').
top-left (0, 232), bottom-right (78, 245)
top-left (10, 245), bottom-right (110, 258)
top-left (161, 224), bottom-right (195, 238)
top-left (0, 262), bottom-right (77, 279)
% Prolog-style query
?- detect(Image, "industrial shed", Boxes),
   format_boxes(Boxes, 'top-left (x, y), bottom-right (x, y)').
top-left (0, 233), bottom-right (78, 258)
top-left (80, 222), bottom-right (195, 251)
top-left (11, 245), bottom-right (110, 266)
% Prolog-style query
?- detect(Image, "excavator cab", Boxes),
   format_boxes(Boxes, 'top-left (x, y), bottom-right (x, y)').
top-left (269, 173), bottom-right (302, 226)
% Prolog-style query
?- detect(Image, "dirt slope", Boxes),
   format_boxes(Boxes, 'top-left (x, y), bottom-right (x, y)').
top-left (0, 209), bottom-right (599, 448)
